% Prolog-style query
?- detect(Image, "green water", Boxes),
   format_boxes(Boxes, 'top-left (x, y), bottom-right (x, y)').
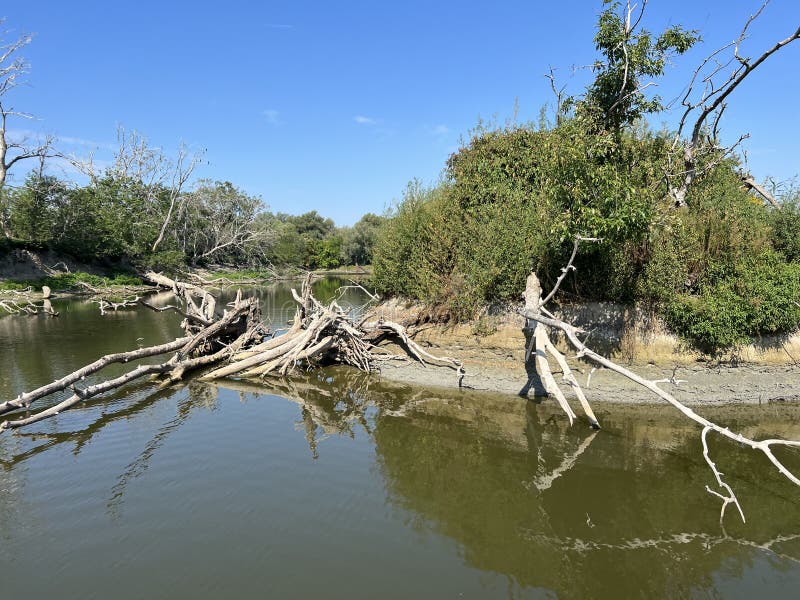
top-left (1, 278), bottom-right (799, 599)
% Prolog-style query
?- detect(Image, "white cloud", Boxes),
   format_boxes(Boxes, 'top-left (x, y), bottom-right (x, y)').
top-left (263, 109), bottom-right (280, 125)
top-left (6, 129), bottom-right (115, 150)
top-left (60, 136), bottom-right (115, 150)
top-left (354, 115), bottom-right (379, 125)
top-left (431, 124), bottom-right (450, 136)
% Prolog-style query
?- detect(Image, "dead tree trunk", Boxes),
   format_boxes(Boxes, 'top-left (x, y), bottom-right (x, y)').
top-left (200, 274), bottom-right (464, 383)
top-left (522, 236), bottom-right (800, 523)
top-left (1, 273), bottom-right (267, 432)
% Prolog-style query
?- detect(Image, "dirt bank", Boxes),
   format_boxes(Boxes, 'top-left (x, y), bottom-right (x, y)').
top-left (369, 299), bottom-right (800, 405)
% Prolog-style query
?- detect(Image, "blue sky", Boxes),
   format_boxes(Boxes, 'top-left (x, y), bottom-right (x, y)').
top-left (3, 1), bottom-right (799, 224)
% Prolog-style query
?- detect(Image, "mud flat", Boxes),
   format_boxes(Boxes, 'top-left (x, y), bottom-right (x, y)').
top-left (370, 299), bottom-right (800, 405)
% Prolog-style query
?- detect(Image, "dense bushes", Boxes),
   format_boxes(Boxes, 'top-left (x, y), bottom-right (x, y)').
top-left (373, 119), bottom-right (670, 312)
top-left (371, 119), bottom-right (799, 354)
top-left (664, 255), bottom-right (800, 352)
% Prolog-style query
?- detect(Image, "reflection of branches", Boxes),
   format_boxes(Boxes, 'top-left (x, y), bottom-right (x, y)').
top-left (0, 383), bottom-right (178, 468)
top-left (519, 530), bottom-right (800, 565)
top-left (525, 430), bottom-right (599, 492)
top-left (523, 238), bottom-right (800, 524)
top-left (107, 384), bottom-right (217, 516)
top-left (211, 369), bottom-right (383, 458)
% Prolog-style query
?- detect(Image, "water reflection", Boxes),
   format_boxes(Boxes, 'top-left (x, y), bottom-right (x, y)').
top-left (222, 370), bottom-right (800, 597)
top-left (107, 382), bottom-right (219, 516)
top-left (2, 279), bottom-right (800, 597)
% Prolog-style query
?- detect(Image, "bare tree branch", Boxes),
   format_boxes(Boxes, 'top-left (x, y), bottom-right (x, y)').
top-left (520, 237), bottom-right (800, 521)
top-left (670, 2), bottom-right (800, 206)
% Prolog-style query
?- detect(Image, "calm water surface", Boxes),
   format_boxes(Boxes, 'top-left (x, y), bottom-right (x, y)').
top-left (1, 278), bottom-right (799, 599)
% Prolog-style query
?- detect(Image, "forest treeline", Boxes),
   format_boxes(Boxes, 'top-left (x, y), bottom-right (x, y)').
top-left (2, 2), bottom-right (799, 354)
top-left (370, 2), bottom-right (800, 354)
top-left (0, 172), bottom-right (384, 273)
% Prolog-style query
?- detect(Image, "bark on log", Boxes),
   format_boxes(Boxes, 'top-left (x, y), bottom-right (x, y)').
top-left (0, 337), bottom-right (191, 417)
top-left (2, 273), bottom-right (460, 434)
top-left (199, 277), bottom-right (464, 384)
top-left (1, 273), bottom-right (267, 432)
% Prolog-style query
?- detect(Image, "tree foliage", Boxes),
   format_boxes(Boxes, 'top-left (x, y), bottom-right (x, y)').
top-left (578, 1), bottom-right (699, 130)
top-left (372, 2), bottom-right (799, 353)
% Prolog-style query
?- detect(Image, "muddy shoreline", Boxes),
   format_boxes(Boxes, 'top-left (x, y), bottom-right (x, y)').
top-left (369, 299), bottom-right (800, 406)
top-left (375, 356), bottom-right (800, 406)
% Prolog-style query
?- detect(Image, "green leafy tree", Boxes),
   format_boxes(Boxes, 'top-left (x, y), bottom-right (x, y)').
top-left (291, 210), bottom-right (335, 240)
top-left (577, 1), bottom-right (699, 131)
top-left (341, 213), bottom-right (385, 265)
top-left (9, 174), bottom-right (67, 243)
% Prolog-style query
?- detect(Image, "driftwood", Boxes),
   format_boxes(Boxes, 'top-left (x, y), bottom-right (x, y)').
top-left (0, 273), bottom-right (267, 432)
top-left (522, 236), bottom-right (800, 523)
top-left (0, 287), bottom-right (58, 317)
top-left (200, 274), bottom-right (464, 383)
top-left (1, 273), bottom-right (462, 433)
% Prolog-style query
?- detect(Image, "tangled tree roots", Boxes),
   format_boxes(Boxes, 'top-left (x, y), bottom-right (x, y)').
top-left (1, 274), bottom-right (463, 433)
top-left (201, 274), bottom-right (464, 383)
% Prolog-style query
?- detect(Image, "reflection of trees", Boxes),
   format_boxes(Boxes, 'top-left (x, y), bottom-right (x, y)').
top-left (371, 394), bottom-right (800, 597)
top-left (3, 348), bottom-right (799, 596)
top-left (216, 369), bottom-right (800, 596)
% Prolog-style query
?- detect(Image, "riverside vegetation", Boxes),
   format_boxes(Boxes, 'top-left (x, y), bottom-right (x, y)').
top-left (0, 0), bottom-right (797, 359)
top-left (1, 0), bottom-right (799, 542)
top-left (371, 4), bottom-right (800, 356)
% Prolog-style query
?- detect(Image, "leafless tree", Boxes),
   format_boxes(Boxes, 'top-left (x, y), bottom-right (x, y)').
top-left (66, 125), bottom-right (203, 251)
top-left (669, 1), bottom-right (800, 207)
top-left (522, 236), bottom-right (800, 524)
top-left (0, 20), bottom-right (55, 237)
top-left (177, 180), bottom-right (275, 263)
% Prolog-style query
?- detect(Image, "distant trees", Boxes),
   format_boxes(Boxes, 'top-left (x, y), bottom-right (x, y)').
top-left (2, 167), bottom-right (383, 272)
top-left (266, 210), bottom-right (382, 270)
top-left (176, 180), bottom-right (273, 264)
top-left (341, 213), bottom-right (385, 265)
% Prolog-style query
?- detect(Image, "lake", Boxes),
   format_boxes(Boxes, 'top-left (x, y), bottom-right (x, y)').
top-left (1, 277), bottom-right (799, 598)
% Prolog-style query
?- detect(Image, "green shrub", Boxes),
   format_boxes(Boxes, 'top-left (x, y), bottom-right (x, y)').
top-left (134, 251), bottom-right (187, 275)
top-left (771, 197), bottom-right (800, 262)
top-left (665, 254), bottom-right (800, 353)
top-left (33, 271), bottom-right (143, 291)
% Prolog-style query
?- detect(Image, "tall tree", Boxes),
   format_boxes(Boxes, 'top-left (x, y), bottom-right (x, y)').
top-left (0, 19), bottom-right (54, 237)
top-left (579, 0), bottom-right (699, 130)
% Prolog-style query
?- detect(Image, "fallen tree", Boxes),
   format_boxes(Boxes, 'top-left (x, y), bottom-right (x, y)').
top-left (0, 273), bottom-right (462, 432)
top-left (0, 287), bottom-right (58, 316)
top-left (0, 272), bottom-right (265, 432)
top-left (520, 236), bottom-right (800, 523)
top-left (199, 275), bottom-right (463, 382)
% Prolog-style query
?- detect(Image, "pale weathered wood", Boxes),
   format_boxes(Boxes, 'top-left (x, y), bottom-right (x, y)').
top-left (0, 336), bottom-right (190, 417)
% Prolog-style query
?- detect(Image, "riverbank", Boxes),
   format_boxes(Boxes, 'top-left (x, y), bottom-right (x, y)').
top-left (369, 299), bottom-right (800, 405)
top-left (0, 246), bottom-right (367, 292)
